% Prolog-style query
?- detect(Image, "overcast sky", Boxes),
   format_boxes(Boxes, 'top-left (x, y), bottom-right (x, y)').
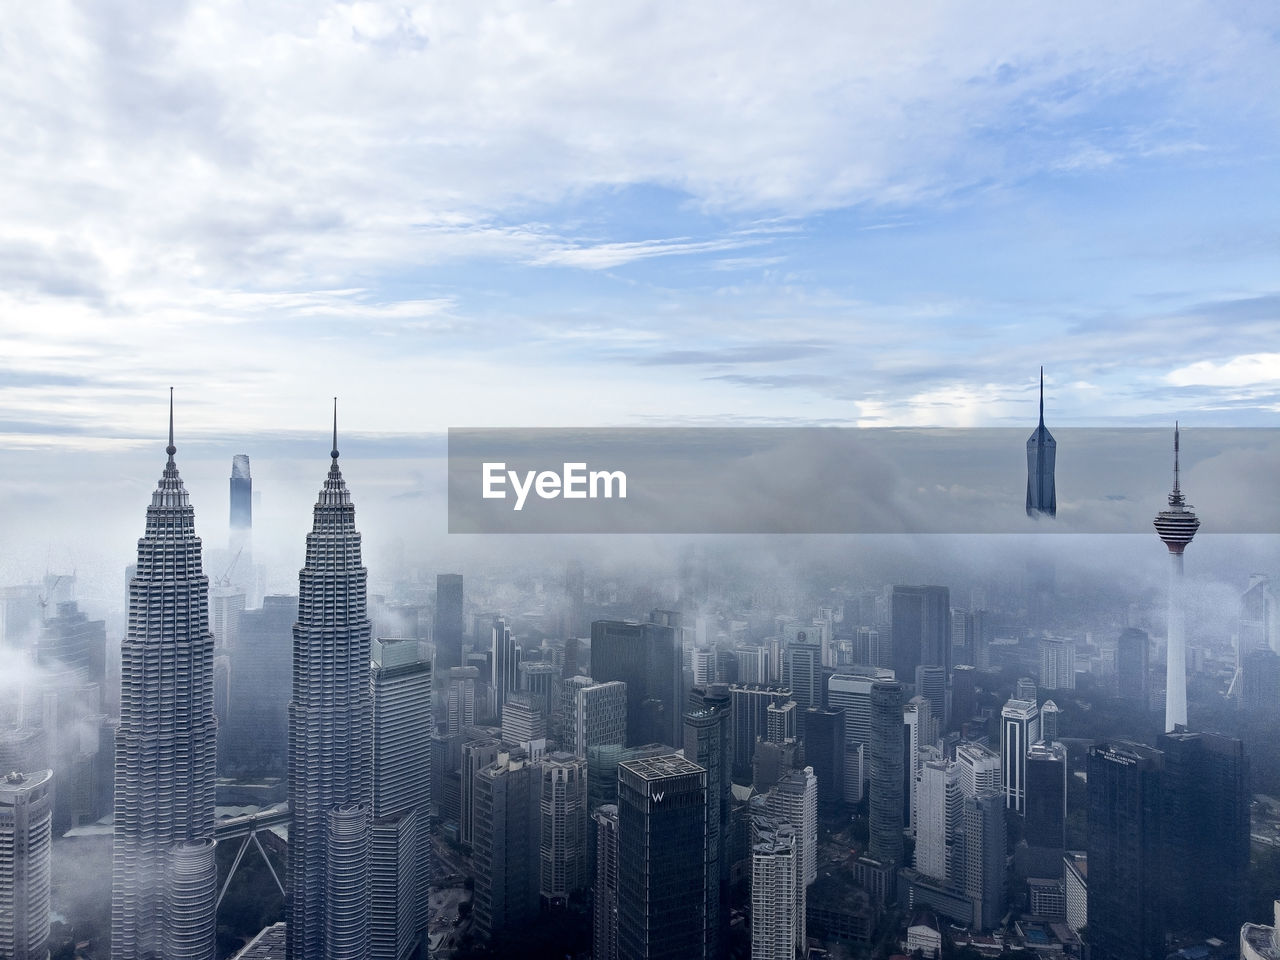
top-left (3, 0), bottom-right (1280, 451)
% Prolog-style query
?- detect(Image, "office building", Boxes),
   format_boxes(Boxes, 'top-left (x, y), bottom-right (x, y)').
top-left (963, 791), bottom-right (1007, 930)
top-left (287, 411), bottom-right (374, 960)
top-left (1039, 699), bottom-right (1061, 741)
top-left (539, 752), bottom-right (588, 907)
top-left (112, 400), bottom-right (217, 960)
top-left (868, 679), bottom-right (904, 867)
top-left (950, 664), bottom-right (976, 731)
top-left (1000, 698), bottom-right (1040, 812)
top-left (1243, 649), bottom-right (1280, 713)
top-left (890, 586), bottom-right (951, 682)
top-left (592, 620), bottom-right (682, 749)
top-left (1087, 740), bottom-right (1164, 960)
top-left (520, 661), bottom-right (559, 719)
top-left (501, 692), bottom-right (547, 754)
top-left (782, 642), bottom-right (822, 725)
top-left (1026, 367), bottom-right (1057, 517)
top-left (1154, 425), bottom-right (1199, 731)
top-left (1243, 901), bottom-right (1280, 960)
top-left (685, 707), bottom-right (728, 960)
top-left (956, 741), bottom-right (1001, 799)
top-left (1024, 741), bottom-right (1066, 851)
top-left (617, 754), bottom-right (706, 960)
top-left (827, 668), bottom-right (894, 802)
top-left (370, 638), bottom-right (432, 959)
top-left (914, 664), bottom-right (946, 733)
top-left (224, 594), bottom-right (296, 779)
top-left (460, 738), bottom-right (502, 848)
top-left (915, 757), bottom-right (960, 884)
top-left (735, 646), bottom-right (769, 685)
top-left (729, 685), bottom-right (792, 784)
top-left (1160, 728), bottom-right (1249, 941)
top-left (0, 770), bottom-right (53, 960)
top-left (586, 743), bottom-right (671, 813)
top-left (802, 707), bottom-right (845, 809)
top-left (750, 814), bottom-right (802, 959)
top-left (593, 804), bottom-right (621, 960)
top-left (491, 618), bottom-right (517, 722)
top-left (765, 765), bottom-right (817, 891)
top-left (903, 696), bottom-right (932, 833)
top-left (472, 751), bottom-right (541, 940)
top-left (445, 667), bottom-right (478, 734)
top-left (1116, 627), bottom-right (1149, 705)
top-left (434, 574), bottom-right (464, 672)
top-left (574, 681), bottom-right (627, 758)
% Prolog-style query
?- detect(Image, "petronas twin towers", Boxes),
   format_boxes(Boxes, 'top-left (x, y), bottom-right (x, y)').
top-left (111, 396), bottom-right (374, 960)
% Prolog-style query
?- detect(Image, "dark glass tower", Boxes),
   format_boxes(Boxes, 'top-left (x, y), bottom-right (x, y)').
top-left (867, 679), bottom-right (904, 866)
top-left (287, 405), bottom-right (374, 960)
top-left (1087, 740), bottom-right (1164, 960)
top-left (1116, 627), bottom-right (1149, 705)
top-left (111, 393), bottom-right (217, 960)
top-left (684, 708), bottom-right (727, 960)
top-left (616, 754), bottom-right (706, 960)
top-left (433, 574), bottom-right (464, 672)
top-left (890, 585), bottom-right (951, 681)
top-left (1159, 729), bottom-right (1249, 941)
top-left (591, 620), bottom-right (681, 748)
top-left (1025, 367), bottom-right (1056, 517)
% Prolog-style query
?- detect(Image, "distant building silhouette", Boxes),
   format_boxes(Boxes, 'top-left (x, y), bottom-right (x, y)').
top-left (890, 586), bottom-right (951, 680)
top-left (433, 574), bottom-right (464, 672)
top-left (1026, 368), bottom-right (1057, 517)
top-left (1116, 627), bottom-right (1149, 706)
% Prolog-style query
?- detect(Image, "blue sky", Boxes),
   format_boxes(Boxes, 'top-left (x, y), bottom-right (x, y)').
top-left (2, 0), bottom-right (1280, 450)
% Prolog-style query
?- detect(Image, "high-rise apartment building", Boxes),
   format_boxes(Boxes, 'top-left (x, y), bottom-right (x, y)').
top-left (112, 401), bottom-right (217, 960)
top-left (593, 804), bottom-right (621, 960)
top-left (617, 754), bottom-right (706, 960)
top-left (750, 813), bottom-right (802, 959)
top-left (915, 757), bottom-right (960, 884)
top-left (764, 766), bottom-right (817, 889)
top-left (1039, 638), bottom-right (1076, 691)
top-left (0, 769), bottom-right (53, 960)
top-left (287, 412), bottom-right (374, 960)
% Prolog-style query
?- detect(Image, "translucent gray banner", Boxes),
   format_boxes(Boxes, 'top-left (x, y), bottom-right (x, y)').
top-left (447, 427), bottom-right (1280, 534)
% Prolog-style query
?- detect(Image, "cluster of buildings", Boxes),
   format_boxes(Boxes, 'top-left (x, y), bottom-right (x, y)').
top-left (0, 391), bottom-right (1275, 960)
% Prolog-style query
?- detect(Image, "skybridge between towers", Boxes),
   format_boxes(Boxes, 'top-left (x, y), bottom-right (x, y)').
top-left (214, 800), bottom-right (291, 907)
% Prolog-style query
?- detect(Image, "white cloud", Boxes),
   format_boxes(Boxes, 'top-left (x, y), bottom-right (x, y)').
top-left (1167, 353), bottom-right (1280, 387)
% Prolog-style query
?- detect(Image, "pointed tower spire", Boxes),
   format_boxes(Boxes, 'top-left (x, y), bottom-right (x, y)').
top-left (166, 387), bottom-right (176, 463)
top-left (331, 396), bottom-right (339, 461)
top-left (1038, 367), bottom-right (1045, 427)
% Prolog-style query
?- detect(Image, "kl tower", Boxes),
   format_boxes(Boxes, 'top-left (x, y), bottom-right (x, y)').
top-left (1153, 423), bottom-right (1199, 732)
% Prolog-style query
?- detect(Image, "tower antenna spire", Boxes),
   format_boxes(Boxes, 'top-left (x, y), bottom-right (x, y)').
top-left (166, 387), bottom-right (176, 463)
top-left (1039, 367), bottom-right (1044, 427)
top-left (1174, 421), bottom-right (1180, 493)
top-left (331, 397), bottom-right (339, 461)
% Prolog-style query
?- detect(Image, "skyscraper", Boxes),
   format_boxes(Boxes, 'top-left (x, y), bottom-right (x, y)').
top-left (1000, 698), bottom-right (1040, 813)
top-left (1038, 637), bottom-right (1075, 690)
top-left (750, 813), bottom-right (802, 959)
top-left (1154, 424), bottom-right (1199, 732)
top-left (226, 594), bottom-right (297, 778)
top-left (1024, 740), bottom-right (1067, 852)
top-left (1087, 740), bottom-right (1164, 960)
top-left (616, 754), bottom-right (706, 960)
top-left (229, 453), bottom-right (252, 535)
top-left (460, 738), bottom-right (501, 848)
top-left (955, 741), bottom-right (1001, 799)
top-left (890, 586), bottom-right (950, 681)
top-left (950, 664), bottom-right (976, 731)
top-left (472, 752), bottom-right (541, 941)
top-left (287, 406), bottom-right (374, 960)
top-left (962, 791), bottom-right (1007, 931)
top-left (868, 679), bottom-right (905, 866)
top-left (0, 769), bottom-right (53, 960)
top-left (539, 752), bottom-right (588, 908)
top-left (593, 804), bottom-right (621, 960)
top-left (592, 620), bottom-right (682, 748)
top-left (914, 664), bottom-right (947, 732)
top-left (1026, 367), bottom-right (1056, 517)
top-left (684, 707), bottom-right (728, 960)
top-left (574, 681), bottom-right (627, 757)
top-left (782, 641), bottom-right (822, 727)
top-left (434, 574), bottom-right (464, 672)
top-left (112, 395), bottom-right (217, 960)
top-left (1116, 627), bottom-right (1150, 705)
top-left (728, 684), bottom-right (792, 784)
top-left (370, 638), bottom-right (433, 960)
top-left (827, 668), bottom-right (894, 802)
top-left (802, 707), bottom-right (845, 809)
top-left (915, 756), bottom-right (960, 884)
top-left (492, 617), bottom-right (517, 722)
top-left (764, 766), bottom-right (817, 889)
top-left (1159, 728), bottom-right (1249, 942)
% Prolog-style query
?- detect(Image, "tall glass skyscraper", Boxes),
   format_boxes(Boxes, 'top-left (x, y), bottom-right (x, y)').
top-left (111, 396), bottom-right (217, 960)
top-left (1025, 367), bottom-right (1056, 517)
top-left (287, 409), bottom-right (374, 960)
